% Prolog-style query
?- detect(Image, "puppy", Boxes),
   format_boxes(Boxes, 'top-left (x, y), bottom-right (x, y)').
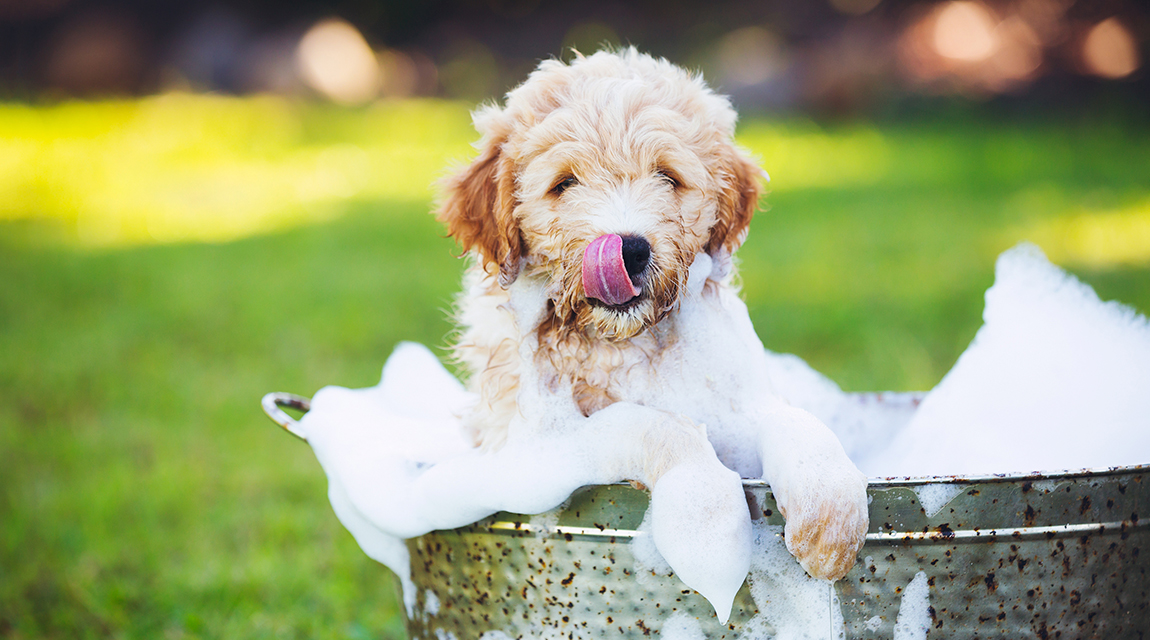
top-left (437, 49), bottom-right (868, 583)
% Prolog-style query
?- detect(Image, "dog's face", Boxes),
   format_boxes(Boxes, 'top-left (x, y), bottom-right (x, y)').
top-left (439, 50), bottom-right (764, 340)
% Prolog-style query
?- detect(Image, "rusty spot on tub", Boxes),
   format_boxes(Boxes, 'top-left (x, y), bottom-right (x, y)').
top-left (636, 619), bottom-right (651, 636)
top-left (937, 523), bottom-right (955, 539)
top-left (1023, 505), bottom-right (1037, 527)
top-left (561, 573), bottom-right (575, 586)
top-left (1022, 481), bottom-right (1033, 493)
top-left (1080, 496), bottom-right (1092, 515)
top-left (985, 572), bottom-right (998, 592)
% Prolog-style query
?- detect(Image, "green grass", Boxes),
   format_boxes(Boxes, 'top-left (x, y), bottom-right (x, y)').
top-left (1, 97), bottom-right (1148, 638)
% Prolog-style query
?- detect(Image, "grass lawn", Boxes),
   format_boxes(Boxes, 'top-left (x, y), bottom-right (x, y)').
top-left (1, 96), bottom-right (1148, 638)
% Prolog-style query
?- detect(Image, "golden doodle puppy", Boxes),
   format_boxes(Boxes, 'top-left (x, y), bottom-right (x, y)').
top-left (438, 48), bottom-right (868, 583)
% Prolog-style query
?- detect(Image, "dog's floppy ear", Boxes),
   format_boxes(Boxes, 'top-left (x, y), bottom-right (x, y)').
top-left (437, 132), bottom-right (524, 287)
top-left (707, 146), bottom-right (766, 256)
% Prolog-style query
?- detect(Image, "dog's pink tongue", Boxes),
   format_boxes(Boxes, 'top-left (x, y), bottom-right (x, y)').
top-left (583, 234), bottom-right (641, 306)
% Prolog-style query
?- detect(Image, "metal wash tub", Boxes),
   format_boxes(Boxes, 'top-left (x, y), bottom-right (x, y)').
top-left (263, 393), bottom-right (1149, 639)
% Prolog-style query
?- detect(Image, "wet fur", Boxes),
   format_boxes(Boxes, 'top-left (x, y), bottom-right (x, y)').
top-left (439, 49), bottom-right (761, 447)
top-left (435, 49), bottom-right (867, 581)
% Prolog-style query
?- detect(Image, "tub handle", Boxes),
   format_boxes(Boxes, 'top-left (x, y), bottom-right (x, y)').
top-left (262, 392), bottom-right (311, 442)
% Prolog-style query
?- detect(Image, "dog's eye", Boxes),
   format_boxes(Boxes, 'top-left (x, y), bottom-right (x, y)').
top-left (551, 175), bottom-right (578, 196)
top-left (656, 168), bottom-right (682, 189)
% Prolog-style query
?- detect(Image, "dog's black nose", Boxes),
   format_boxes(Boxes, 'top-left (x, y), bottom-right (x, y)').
top-left (620, 236), bottom-right (651, 278)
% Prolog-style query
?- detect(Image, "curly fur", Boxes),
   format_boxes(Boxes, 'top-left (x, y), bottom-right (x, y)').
top-left (436, 49), bottom-right (868, 582)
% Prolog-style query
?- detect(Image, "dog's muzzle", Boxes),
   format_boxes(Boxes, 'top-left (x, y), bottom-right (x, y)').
top-left (582, 234), bottom-right (648, 306)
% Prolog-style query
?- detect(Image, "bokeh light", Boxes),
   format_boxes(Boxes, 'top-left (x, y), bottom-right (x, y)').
top-left (933, 2), bottom-right (998, 62)
top-left (900, 1), bottom-right (1047, 92)
top-left (296, 18), bottom-right (381, 104)
top-left (1081, 18), bottom-right (1141, 79)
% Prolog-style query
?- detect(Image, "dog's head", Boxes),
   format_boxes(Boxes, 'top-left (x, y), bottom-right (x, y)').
top-left (438, 48), bottom-right (765, 340)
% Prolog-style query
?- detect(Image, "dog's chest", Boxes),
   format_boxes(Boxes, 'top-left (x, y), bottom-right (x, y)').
top-left (581, 296), bottom-right (773, 475)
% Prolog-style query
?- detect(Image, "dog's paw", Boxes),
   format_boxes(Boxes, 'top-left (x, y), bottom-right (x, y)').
top-left (774, 462), bottom-right (869, 581)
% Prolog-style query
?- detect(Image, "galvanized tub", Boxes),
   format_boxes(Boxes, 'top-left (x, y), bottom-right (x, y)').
top-left (263, 393), bottom-right (1150, 639)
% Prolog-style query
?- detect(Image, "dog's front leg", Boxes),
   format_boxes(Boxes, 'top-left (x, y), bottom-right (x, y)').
top-left (575, 403), bottom-right (752, 623)
top-left (754, 402), bottom-right (869, 581)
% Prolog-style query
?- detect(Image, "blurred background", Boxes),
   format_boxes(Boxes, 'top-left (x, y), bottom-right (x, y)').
top-left (2, 1), bottom-right (1148, 638)
top-left (1, 0), bottom-right (1147, 108)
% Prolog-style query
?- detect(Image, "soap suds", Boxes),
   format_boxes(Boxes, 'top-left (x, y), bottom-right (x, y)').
top-left (913, 484), bottom-right (966, 517)
top-left (302, 341), bottom-right (750, 622)
top-left (631, 506), bottom-right (673, 582)
top-left (742, 521), bottom-right (845, 640)
top-left (529, 500), bottom-right (568, 539)
top-left (295, 243), bottom-right (1150, 636)
top-left (892, 571), bottom-right (930, 640)
top-left (661, 612), bottom-right (706, 640)
top-left (866, 243), bottom-right (1150, 477)
top-left (424, 589), bottom-right (440, 617)
top-left (1033, 479), bottom-right (1064, 493)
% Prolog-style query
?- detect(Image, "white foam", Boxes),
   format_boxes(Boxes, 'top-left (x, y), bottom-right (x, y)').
top-left (661, 612), bottom-right (706, 640)
top-left (1033, 479), bottom-right (1064, 493)
top-left (630, 506), bottom-right (673, 581)
top-left (761, 351), bottom-right (922, 475)
top-left (741, 521), bottom-right (845, 640)
top-left (892, 571), bottom-right (930, 640)
top-left (912, 484), bottom-right (966, 518)
top-left (529, 500), bottom-right (568, 539)
top-left (866, 243), bottom-right (1150, 477)
top-left (301, 341), bottom-right (751, 622)
top-left (424, 589), bottom-right (440, 617)
top-left (295, 242), bottom-right (1150, 637)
